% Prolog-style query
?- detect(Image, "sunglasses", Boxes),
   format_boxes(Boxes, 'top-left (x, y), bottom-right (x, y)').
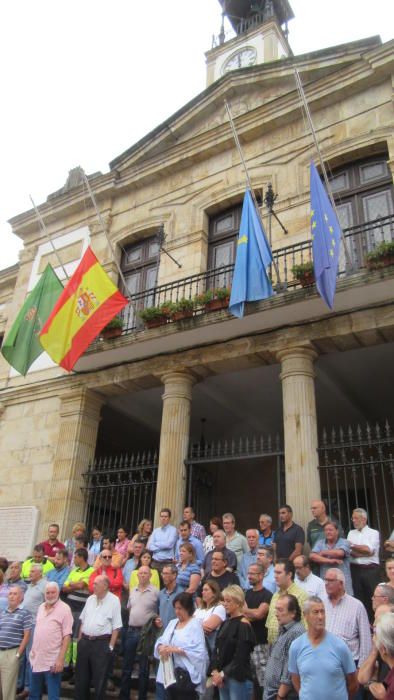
top-left (101, 555), bottom-right (112, 559)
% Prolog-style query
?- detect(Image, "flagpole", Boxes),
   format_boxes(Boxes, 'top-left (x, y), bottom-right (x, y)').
top-left (79, 168), bottom-right (134, 305)
top-left (293, 68), bottom-right (352, 268)
top-left (29, 196), bottom-right (70, 281)
top-left (224, 100), bottom-right (282, 287)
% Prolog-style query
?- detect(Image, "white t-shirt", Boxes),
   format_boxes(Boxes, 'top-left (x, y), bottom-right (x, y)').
top-left (193, 604), bottom-right (226, 624)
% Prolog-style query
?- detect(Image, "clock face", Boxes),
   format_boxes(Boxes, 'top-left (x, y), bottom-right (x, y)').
top-left (222, 47), bottom-right (257, 74)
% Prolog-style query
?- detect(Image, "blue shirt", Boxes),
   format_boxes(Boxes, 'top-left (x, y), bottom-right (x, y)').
top-left (148, 524), bottom-right (178, 562)
top-left (259, 532), bottom-right (273, 546)
top-left (288, 631), bottom-right (355, 700)
top-left (159, 584), bottom-right (183, 629)
top-left (263, 564), bottom-right (277, 594)
top-left (239, 549), bottom-right (258, 589)
top-left (175, 536), bottom-right (205, 566)
top-left (176, 563), bottom-right (201, 591)
top-left (122, 558), bottom-right (138, 586)
top-left (46, 566), bottom-right (71, 588)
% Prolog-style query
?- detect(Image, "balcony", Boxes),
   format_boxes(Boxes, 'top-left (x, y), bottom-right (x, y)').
top-left (121, 214), bottom-right (394, 332)
top-left (76, 215), bottom-right (394, 372)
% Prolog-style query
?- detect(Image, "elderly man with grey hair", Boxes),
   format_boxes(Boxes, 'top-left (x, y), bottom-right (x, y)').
top-left (347, 507), bottom-right (380, 622)
top-left (372, 583), bottom-right (394, 613)
top-left (375, 611), bottom-right (394, 698)
top-left (75, 574), bottom-right (122, 700)
top-left (324, 567), bottom-right (372, 673)
top-left (259, 514), bottom-right (274, 546)
top-left (29, 581), bottom-right (73, 699)
top-left (289, 596), bottom-right (358, 699)
top-left (17, 564), bottom-right (47, 699)
top-left (239, 529), bottom-right (260, 589)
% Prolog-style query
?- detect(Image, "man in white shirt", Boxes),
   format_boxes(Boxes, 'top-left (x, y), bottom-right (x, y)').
top-left (75, 575), bottom-right (122, 700)
top-left (294, 555), bottom-right (326, 597)
top-left (347, 508), bottom-right (380, 622)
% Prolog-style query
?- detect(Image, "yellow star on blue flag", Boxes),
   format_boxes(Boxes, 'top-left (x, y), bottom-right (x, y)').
top-left (310, 161), bottom-right (342, 309)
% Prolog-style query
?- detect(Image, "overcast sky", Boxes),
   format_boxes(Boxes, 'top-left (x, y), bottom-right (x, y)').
top-left (1, 0), bottom-right (393, 270)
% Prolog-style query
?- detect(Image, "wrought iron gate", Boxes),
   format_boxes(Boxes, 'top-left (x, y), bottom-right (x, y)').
top-left (185, 433), bottom-right (285, 526)
top-left (82, 450), bottom-right (158, 535)
top-left (318, 421), bottom-right (394, 535)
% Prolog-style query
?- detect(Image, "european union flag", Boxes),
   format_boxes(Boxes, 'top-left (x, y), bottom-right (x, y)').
top-left (310, 161), bottom-right (341, 309)
top-left (229, 189), bottom-right (274, 318)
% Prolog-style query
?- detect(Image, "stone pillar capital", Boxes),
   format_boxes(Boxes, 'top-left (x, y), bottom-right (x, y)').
top-left (277, 345), bottom-right (318, 382)
top-left (160, 370), bottom-right (198, 402)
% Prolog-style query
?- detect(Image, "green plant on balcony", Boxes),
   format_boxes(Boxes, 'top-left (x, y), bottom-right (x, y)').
top-left (195, 287), bottom-right (230, 311)
top-left (366, 240), bottom-right (394, 269)
top-left (170, 297), bottom-right (195, 321)
top-left (100, 315), bottom-right (124, 339)
top-left (138, 301), bottom-right (173, 328)
top-left (291, 261), bottom-right (315, 288)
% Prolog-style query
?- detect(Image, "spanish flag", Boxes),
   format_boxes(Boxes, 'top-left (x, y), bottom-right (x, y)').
top-left (40, 247), bottom-right (128, 371)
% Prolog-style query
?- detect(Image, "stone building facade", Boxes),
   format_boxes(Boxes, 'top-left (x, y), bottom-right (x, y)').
top-left (0, 3), bottom-right (393, 542)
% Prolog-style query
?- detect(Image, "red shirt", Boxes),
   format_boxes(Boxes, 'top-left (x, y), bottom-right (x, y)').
top-left (88, 566), bottom-right (124, 599)
top-left (40, 540), bottom-right (65, 557)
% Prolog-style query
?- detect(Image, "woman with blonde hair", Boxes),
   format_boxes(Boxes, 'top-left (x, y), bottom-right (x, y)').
top-left (129, 519), bottom-right (153, 550)
top-left (177, 543), bottom-right (201, 595)
top-left (209, 584), bottom-right (255, 700)
top-left (64, 522), bottom-right (86, 562)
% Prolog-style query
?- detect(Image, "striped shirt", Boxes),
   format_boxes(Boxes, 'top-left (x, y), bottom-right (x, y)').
top-left (324, 593), bottom-right (372, 664)
top-left (0, 606), bottom-right (33, 649)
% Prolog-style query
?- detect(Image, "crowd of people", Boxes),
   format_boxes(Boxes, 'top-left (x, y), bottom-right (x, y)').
top-left (0, 502), bottom-right (393, 700)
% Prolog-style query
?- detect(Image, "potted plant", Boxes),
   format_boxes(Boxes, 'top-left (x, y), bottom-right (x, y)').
top-left (171, 297), bottom-right (195, 321)
top-left (100, 315), bottom-right (124, 339)
top-left (195, 287), bottom-right (230, 312)
top-left (366, 240), bottom-right (394, 270)
top-left (138, 301), bottom-right (174, 329)
top-left (291, 261), bottom-right (315, 287)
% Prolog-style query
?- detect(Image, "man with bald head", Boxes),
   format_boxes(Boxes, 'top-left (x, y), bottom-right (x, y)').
top-left (29, 582), bottom-right (72, 699)
top-left (75, 575), bottom-right (122, 700)
top-left (120, 566), bottom-right (159, 700)
top-left (0, 586), bottom-right (32, 700)
top-left (307, 500), bottom-right (337, 549)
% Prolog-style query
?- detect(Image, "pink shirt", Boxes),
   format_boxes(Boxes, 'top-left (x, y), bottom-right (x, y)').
top-left (114, 538), bottom-right (130, 560)
top-left (30, 599), bottom-right (73, 672)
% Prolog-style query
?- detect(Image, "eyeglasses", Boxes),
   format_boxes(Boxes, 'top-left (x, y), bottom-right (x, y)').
top-left (324, 578), bottom-right (338, 582)
top-left (101, 555), bottom-right (112, 559)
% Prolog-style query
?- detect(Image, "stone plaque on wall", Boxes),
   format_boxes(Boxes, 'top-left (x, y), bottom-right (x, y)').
top-left (0, 506), bottom-right (39, 561)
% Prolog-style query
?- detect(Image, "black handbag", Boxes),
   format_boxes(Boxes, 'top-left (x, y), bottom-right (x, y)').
top-left (174, 666), bottom-right (196, 692)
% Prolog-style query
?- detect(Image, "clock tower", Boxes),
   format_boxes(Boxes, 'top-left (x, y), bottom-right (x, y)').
top-left (206, 0), bottom-right (294, 86)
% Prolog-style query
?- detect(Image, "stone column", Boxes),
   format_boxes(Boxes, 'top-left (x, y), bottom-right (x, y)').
top-left (277, 345), bottom-right (321, 529)
top-left (46, 388), bottom-right (104, 537)
top-left (154, 371), bottom-right (196, 525)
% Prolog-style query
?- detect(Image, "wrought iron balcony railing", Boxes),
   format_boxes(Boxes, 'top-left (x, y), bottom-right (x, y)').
top-left (120, 214), bottom-right (394, 333)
